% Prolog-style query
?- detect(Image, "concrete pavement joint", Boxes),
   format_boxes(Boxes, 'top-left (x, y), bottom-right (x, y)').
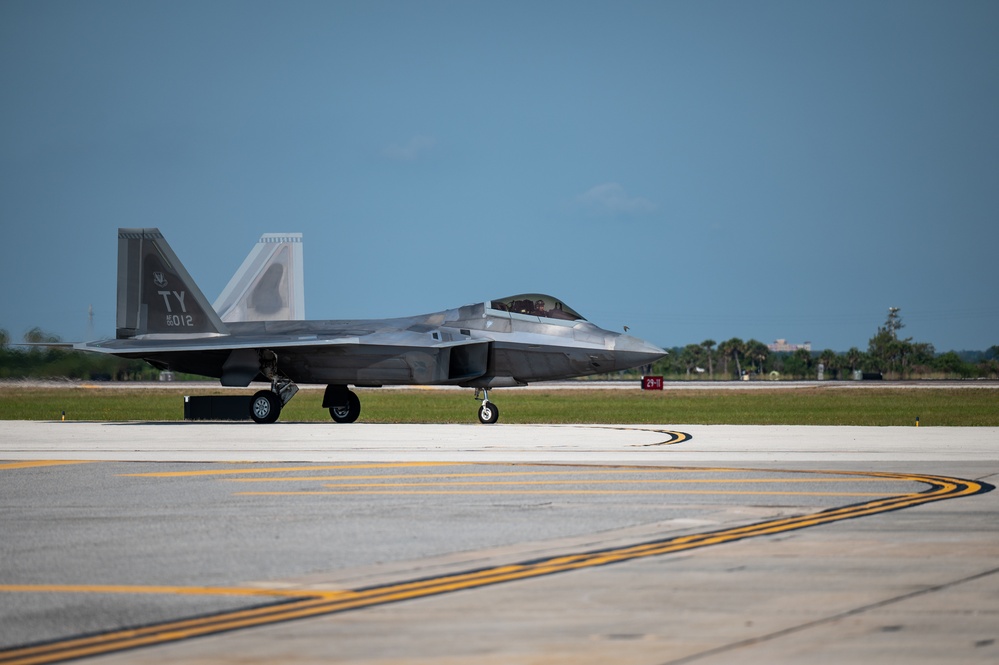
top-left (658, 565), bottom-right (999, 665)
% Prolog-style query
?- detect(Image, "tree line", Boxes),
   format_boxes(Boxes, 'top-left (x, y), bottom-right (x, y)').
top-left (0, 327), bottom-right (174, 381)
top-left (2, 309), bottom-right (998, 381)
top-left (648, 309), bottom-right (998, 380)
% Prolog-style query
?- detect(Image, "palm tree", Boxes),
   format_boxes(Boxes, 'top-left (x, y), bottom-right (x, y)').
top-left (745, 339), bottom-right (769, 376)
top-left (845, 347), bottom-right (863, 376)
top-left (717, 340), bottom-right (730, 376)
top-left (700, 339), bottom-right (716, 379)
top-left (720, 338), bottom-right (744, 379)
top-left (818, 349), bottom-right (838, 379)
top-left (791, 348), bottom-right (812, 379)
top-left (680, 344), bottom-right (704, 379)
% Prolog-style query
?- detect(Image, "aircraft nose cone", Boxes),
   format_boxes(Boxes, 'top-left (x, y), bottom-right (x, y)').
top-left (613, 334), bottom-right (668, 368)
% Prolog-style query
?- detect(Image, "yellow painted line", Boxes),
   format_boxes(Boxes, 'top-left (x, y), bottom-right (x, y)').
top-left (225, 472), bottom-right (910, 483)
top-left (635, 429), bottom-right (691, 445)
top-left (0, 461), bottom-right (95, 470)
top-left (0, 469), bottom-right (988, 665)
top-left (309, 479), bottom-right (910, 487)
top-left (0, 596), bottom-right (337, 664)
top-left (136, 464), bottom-right (758, 480)
top-left (590, 427), bottom-right (689, 442)
top-left (226, 469), bottom-right (698, 481)
top-left (121, 462), bottom-right (463, 478)
top-left (239, 488), bottom-right (900, 497)
top-left (0, 584), bottom-right (355, 601)
top-left (606, 428), bottom-right (690, 446)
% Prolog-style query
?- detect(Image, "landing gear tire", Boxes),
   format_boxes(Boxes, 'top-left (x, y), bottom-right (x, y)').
top-left (329, 390), bottom-right (361, 423)
top-left (250, 390), bottom-right (282, 424)
top-left (477, 402), bottom-right (499, 425)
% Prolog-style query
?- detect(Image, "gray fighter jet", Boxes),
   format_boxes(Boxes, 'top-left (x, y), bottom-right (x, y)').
top-left (76, 228), bottom-right (667, 424)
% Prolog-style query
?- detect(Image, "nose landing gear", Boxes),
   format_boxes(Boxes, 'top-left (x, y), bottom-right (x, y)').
top-left (474, 388), bottom-right (500, 424)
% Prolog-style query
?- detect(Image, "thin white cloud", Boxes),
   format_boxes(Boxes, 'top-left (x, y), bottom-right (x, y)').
top-left (577, 182), bottom-right (657, 216)
top-left (382, 135), bottom-right (436, 161)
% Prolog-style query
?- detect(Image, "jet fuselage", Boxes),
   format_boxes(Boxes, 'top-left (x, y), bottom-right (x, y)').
top-left (97, 299), bottom-right (664, 388)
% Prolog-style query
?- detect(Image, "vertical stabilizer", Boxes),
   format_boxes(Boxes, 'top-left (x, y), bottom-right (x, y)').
top-left (213, 233), bottom-right (305, 322)
top-left (116, 228), bottom-right (229, 338)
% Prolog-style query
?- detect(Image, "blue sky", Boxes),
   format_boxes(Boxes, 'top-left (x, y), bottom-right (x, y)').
top-left (2, 0), bottom-right (997, 352)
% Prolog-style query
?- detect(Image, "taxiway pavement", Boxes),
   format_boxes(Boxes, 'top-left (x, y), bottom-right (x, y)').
top-left (1, 421), bottom-right (997, 664)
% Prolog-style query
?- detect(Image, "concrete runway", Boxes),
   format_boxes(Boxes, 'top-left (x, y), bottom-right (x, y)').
top-left (1, 421), bottom-right (997, 664)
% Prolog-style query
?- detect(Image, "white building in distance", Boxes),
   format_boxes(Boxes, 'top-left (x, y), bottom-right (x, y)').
top-left (768, 339), bottom-right (812, 352)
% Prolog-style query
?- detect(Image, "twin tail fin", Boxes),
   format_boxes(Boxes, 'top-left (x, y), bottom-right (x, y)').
top-left (116, 228), bottom-right (228, 339)
top-left (213, 233), bottom-right (304, 323)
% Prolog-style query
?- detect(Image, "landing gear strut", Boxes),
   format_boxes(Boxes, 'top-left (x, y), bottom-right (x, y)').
top-left (474, 388), bottom-right (499, 424)
top-left (249, 378), bottom-right (298, 424)
top-left (248, 351), bottom-right (299, 424)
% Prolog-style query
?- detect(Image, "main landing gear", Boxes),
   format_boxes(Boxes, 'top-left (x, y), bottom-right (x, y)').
top-left (249, 376), bottom-right (299, 424)
top-left (248, 351), bottom-right (299, 424)
top-left (474, 388), bottom-right (500, 424)
top-left (323, 385), bottom-right (361, 423)
top-left (248, 381), bottom-right (361, 424)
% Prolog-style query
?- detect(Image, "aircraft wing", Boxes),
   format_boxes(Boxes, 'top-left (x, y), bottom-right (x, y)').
top-left (75, 333), bottom-right (492, 387)
top-left (75, 326), bottom-right (485, 354)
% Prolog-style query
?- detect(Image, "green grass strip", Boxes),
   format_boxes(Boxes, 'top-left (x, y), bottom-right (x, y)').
top-left (1, 385), bottom-right (996, 426)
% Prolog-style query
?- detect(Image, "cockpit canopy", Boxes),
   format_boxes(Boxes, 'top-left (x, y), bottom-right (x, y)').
top-left (488, 294), bottom-right (586, 321)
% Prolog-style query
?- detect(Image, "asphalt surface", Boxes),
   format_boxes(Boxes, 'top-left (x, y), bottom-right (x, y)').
top-left (1, 421), bottom-right (997, 664)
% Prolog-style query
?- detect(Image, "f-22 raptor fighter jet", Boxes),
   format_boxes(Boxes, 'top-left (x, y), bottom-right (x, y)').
top-left (76, 229), bottom-right (667, 424)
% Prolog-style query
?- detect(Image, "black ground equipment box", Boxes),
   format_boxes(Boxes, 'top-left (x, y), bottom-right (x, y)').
top-left (183, 395), bottom-right (253, 421)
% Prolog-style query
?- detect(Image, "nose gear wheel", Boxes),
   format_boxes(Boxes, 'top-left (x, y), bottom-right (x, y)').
top-left (474, 388), bottom-right (500, 424)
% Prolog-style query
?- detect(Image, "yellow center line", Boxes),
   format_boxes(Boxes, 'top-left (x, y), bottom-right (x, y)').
top-left (0, 584), bottom-right (354, 600)
top-left (224, 472), bottom-right (912, 483)
top-left (239, 489), bottom-right (902, 497)
top-left (124, 464), bottom-right (808, 480)
top-left (0, 461), bottom-right (95, 470)
top-left (322, 478), bottom-right (907, 485)
top-left (121, 462), bottom-right (466, 477)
